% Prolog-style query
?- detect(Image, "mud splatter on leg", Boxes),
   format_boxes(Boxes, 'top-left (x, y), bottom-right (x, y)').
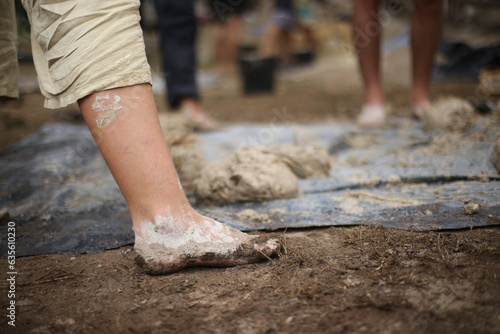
top-left (91, 93), bottom-right (124, 129)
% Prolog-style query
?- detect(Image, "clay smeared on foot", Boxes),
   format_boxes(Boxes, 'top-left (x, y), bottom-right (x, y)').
top-left (134, 214), bottom-right (282, 275)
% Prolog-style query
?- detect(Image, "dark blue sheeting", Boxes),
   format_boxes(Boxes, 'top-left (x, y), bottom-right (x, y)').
top-left (198, 182), bottom-right (500, 231)
top-left (0, 124), bottom-right (132, 256)
top-left (0, 122), bottom-right (499, 257)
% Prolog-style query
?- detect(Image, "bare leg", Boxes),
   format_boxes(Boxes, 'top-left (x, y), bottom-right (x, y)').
top-left (410, 0), bottom-right (443, 116)
top-left (301, 25), bottom-right (318, 55)
top-left (213, 16), bottom-right (242, 74)
top-left (213, 23), bottom-right (228, 74)
top-left (260, 24), bottom-right (292, 65)
top-left (353, 0), bottom-right (386, 127)
top-left (353, 0), bottom-right (384, 107)
top-left (259, 25), bottom-right (281, 57)
top-left (78, 84), bottom-right (281, 274)
top-left (279, 28), bottom-right (293, 66)
top-left (225, 15), bottom-right (243, 72)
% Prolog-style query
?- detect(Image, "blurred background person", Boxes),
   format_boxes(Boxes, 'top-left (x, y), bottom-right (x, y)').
top-left (207, 0), bottom-right (254, 75)
top-left (154, 0), bottom-right (220, 131)
top-left (259, 0), bottom-right (318, 67)
top-left (353, 0), bottom-right (444, 128)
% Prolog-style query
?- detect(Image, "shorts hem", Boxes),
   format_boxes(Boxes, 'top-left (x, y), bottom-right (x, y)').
top-left (0, 88), bottom-right (19, 99)
top-left (43, 71), bottom-right (152, 109)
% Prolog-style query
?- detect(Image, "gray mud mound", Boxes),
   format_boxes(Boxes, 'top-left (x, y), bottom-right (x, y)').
top-left (194, 145), bottom-right (331, 205)
top-left (158, 112), bottom-right (205, 192)
top-left (421, 97), bottom-right (475, 132)
top-left (194, 147), bottom-right (299, 205)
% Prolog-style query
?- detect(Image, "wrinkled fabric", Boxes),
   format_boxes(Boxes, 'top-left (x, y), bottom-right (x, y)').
top-left (2, 0), bottom-right (151, 108)
top-left (0, 0), bottom-right (19, 99)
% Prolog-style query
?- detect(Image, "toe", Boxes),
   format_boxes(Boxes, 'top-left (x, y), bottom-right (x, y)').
top-left (253, 236), bottom-right (283, 258)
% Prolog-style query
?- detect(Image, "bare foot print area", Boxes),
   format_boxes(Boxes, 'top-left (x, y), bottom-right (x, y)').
top-left (2, 226), bottom-right (499, 333)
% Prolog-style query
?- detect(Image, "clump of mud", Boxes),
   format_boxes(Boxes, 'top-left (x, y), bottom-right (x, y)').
top-left (157, 113), bottom-right (332, 198)
top-left (345, 134), bottom-right (381, 149)
top-left (158, 112), bottom-right (205, 193)
top-left (494, 135), bottom-right (500, 173)
top-left (195, 147), bottom-right (299, 205)
top-left (463, 203), bottom-right (480, 215)
top-left (195, 145), bottom-right (331, 205)
top-left (256, 145), bottom-right (332, 178)
top-left (169, 144), bottom-right (205, 192)
top-left (421, 97), bottom-right (476, 132)
top-left (158, 112), bottom-right (193, 146)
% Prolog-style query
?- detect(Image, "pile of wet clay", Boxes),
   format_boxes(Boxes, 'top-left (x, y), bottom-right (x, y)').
top-left (195, 145), bottom-right (331, 205)
top-left (158, 113), bottom-right (332, 204)
top-left (419, 97), bottom-right (500, 174)
top-left (421, 97), bottom-right (476, 132)
top-left (158, 112), bottom-right (206, 193)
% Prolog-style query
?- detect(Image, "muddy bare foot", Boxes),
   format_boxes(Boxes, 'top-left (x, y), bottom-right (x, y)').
top-left (134, 213), bottom-right (282, 275)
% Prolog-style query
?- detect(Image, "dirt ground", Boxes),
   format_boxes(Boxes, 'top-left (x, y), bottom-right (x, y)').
top-left (1, 225), bottom-right (499, 334)
top-left (2, 22), bottom-right (500, 333)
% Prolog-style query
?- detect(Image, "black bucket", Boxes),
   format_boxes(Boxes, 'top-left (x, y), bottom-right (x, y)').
top-left (239, 56), bottom-right (277, 94)
top-left (293, 50), bottom-right (315, 65)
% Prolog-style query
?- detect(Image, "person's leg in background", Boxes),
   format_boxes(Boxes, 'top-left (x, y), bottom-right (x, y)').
top-left (213, 15), bottom-right (242, 75)
top-left (213, 20), bottom-right (229, 74)
top-left (298, 23), bottom-right (318, 56)
top-left (225, 13), bottom-right (244, 72)
top-left (259, 1), bottom-right (295, 66)
top-left (259, 24), bottom-right (280, 58)
top-left (277, 25), bottom-right (293, 66)
top-left (352, 0), bottom-right (386, 128)
top-left (211, 0), bottom-right (246, 76)
top-left (409, 0), bottom-right (444, 117)
top-left (154, 0), bottom-right (220, 131)
top-left (295, 0), bottom-right (318, 57)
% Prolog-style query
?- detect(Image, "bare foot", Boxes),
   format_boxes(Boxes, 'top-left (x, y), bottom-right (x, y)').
top-left (357, 104), bottom-right (386, 129)
top-left (134, 211), bottom-right (282, 275)
top-left (180, 99), bottom-right (222, 132)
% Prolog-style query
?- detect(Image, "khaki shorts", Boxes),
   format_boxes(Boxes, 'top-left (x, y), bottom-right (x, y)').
top-left (0, 0), bottom-right (18, 99)
top-left (1, 0), bottom-right (151, 109)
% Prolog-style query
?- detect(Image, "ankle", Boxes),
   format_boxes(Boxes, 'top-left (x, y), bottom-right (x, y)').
top-left (410, 92), bottom-right (431, 108)
top-left (179, 97), bottom-right (199, 110)
top-left (364, 93), bottom-right (385, 107)
top-left (132, 202), bottom-right (196, 237)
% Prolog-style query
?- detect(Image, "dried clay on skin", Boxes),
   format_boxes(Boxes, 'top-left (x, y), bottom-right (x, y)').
top-left (91, 94), bottom-right (124, 129)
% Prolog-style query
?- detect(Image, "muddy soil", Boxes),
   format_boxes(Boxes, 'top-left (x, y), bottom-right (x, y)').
top-left (1, 226), bottom-right (500, 334)
top-left (1, 25), bottom-right (500, 333)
